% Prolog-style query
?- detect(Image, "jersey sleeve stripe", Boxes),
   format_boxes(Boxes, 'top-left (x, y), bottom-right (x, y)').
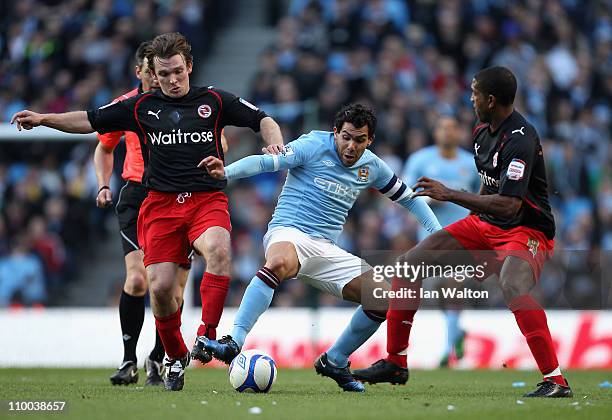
top-left (389, 183), bottom-right (408, 201)
top-left (379, 175), bottom-right (398, 194)
top-left (381, 178), bottom-right (404, 199)
top-left (272, 154), bottom-right (280, 171)
top-left (395, 185), bottom-right (413, 201)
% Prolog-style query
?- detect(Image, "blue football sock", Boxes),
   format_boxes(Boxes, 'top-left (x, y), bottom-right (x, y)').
top-left (231, 277), bottom-right (274, 348)
top-left (326, 306), bottom-right (382, 368)
top-left (443, 310), bottom-right (461, 357)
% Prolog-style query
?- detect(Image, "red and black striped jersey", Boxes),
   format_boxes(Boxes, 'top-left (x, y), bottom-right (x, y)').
top-left (472, 110), bottom-right (555, 239)
top-left (87, 86), bottom-right (266, 192)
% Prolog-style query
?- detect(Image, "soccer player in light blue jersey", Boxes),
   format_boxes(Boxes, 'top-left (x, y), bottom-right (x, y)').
top-left (402, 115), bottom-right (480, 368)
top-left (193, 104), bottom-right (441, 392)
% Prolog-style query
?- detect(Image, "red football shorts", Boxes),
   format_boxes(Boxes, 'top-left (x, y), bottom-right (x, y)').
top-left (138, 190), bottom-right (231, 267)
top-left (444, 214), bottom-right (554, 280)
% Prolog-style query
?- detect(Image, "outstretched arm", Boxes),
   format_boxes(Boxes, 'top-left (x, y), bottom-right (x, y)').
top-left (397, 192), bottom-right (442, 233)
top-left (199, 152), bottom-right (296, 181)
top-left (379, 175), bottom-right (442, 233)
top-left (376, 158), bottom-right (442, 233)
top-left (11, 110), bottom-right (93, 133)
top-left (412, 176), bottom-right (521, 219)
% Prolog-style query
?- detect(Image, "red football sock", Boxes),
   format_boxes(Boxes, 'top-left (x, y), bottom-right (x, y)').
top-left (197, 272), bottom-right (230, 339)
top-left (509, 295), bottom-right (565, 385)
top-left (154, 309), bottom-right (188, 360)
top-left (385, 278), bottom-right (420, 368)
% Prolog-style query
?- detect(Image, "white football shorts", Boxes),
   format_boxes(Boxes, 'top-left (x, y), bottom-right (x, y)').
top-left (263, 226), bottom-right (371, 298)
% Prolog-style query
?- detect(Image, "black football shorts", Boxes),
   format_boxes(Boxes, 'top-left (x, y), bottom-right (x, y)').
top-left (115, 180), bottom-right (148, 256)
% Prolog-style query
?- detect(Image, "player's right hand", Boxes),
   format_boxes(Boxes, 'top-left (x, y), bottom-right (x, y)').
top-left (96, 188), bottom-right (113, 208)
top-left (10, 110), bottom-right (43, 131)
top-left (198, 156), bottom-right (226, 179)
top-left (262, 144), bottom-right (284, 155)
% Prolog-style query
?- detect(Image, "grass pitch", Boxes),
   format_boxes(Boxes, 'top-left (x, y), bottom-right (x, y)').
top-left (0, 368), bottom-right (610, 420)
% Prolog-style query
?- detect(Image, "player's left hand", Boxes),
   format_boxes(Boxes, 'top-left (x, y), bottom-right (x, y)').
top-left (412, 176), bottom-right (452, 201)
top-left (198, 156), bottom-right (225, 179)
top-left (262, 144), bottom-right (284, 155)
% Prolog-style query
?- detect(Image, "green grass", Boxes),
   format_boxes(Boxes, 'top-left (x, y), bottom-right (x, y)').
top-left (0, 368), bottom-right (610, 420)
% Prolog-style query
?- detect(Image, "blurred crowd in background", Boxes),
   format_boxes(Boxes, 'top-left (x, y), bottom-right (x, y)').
top-left (0, 0), bottom-right (610, 309)
top-left (0, 0), bottom-right (231, 306)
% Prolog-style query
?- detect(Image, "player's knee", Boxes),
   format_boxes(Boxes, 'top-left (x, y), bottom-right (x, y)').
top-left (205, 244), bottom-right (231, 274)
top-left (499, 263), bottom-right (534, 302)
top-left (148, 275), bottom-right (173, 300)
top-left (397, 246), bottom-right (423, 266)
top-left (265, 254), bottom-right (292, 279)
top-left (363, 308), bottom-right (387, 323)
top-left (499, 277), bottom-right (526, 302)
top-left (125, 271), bottom-right (147, 296)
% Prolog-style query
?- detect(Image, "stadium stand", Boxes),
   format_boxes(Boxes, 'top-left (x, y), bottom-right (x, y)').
top-left (0, 0), bottom-right (609, 309)
top-left (0, 0), bottom-right (232, 306)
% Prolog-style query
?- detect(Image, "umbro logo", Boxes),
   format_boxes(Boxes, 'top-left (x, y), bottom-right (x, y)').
top-left (512, 126), bottom-right (525, 135)
top-left (148, 109), bottom-right (161, 120)
top-left (322, 160), bottom-right (335, 167)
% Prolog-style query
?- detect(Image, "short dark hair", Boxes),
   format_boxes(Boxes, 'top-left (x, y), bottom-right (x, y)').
top-left (333, 103), bottom-right (377, 138)
top-left (147, 32), bottom-right (193, 72)
top-left (474, 66), bottom-right (517, 106)
top-left (134, 41), bottom-right (152, 67)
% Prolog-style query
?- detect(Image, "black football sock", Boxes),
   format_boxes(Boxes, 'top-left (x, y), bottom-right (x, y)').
top-left (119, 290), bottom-right (145, 364)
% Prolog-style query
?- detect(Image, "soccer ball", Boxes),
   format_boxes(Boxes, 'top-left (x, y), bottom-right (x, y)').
top-left (229, 349), bottom-right (277, 393)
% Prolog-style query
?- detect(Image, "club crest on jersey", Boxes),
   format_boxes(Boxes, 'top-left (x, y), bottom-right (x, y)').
top-left (507, 158), bottom-right (526, 180)
top-left (493, 152), bottom-right (498, 168)
top-left (281, 145), bottom-right (295, 157)
top-left (357, 166), bottom-right (369, 183)
top-left (198, 104), bottom-right (212, 119)
top-left (527, 238), bottom-right (539, 257)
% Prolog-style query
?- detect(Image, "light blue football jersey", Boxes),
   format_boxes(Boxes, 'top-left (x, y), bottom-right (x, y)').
top-left (225, 130), bottom-right (441, 243)
top-left (403, 145), bottom-right (480, 239)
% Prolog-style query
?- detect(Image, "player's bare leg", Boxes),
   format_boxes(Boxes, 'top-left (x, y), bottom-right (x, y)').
top-left (110, 249), bottom-right (147, 385)
top-left (195, 241), bottom-right (300, 364)
top-left (189, 227), bottom-right (232, 363)
top-left (148, 263), bottom-right (180, 315)
top-left (175, 266), bottom-right (188, 308)
top-left (353, 229), bottom-right (465, 384)
top-left (500, 256), bottom-right (572, 398)
top-left (316, 271), bottom-right (390, 392)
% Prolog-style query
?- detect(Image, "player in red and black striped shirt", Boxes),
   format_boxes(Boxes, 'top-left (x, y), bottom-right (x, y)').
top-left (94, 41), bottom-right (229, 387)
top-left (12, 32), bottom-right (284, 392)
top-left (94, 41), bottom-right (170, 387)
top-left (354, 67), bottom-right (572, 398)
